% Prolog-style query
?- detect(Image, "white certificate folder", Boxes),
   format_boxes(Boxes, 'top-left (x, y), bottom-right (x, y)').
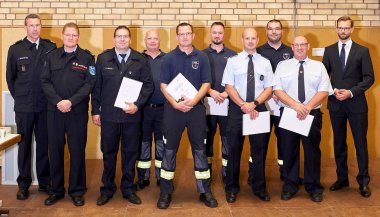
top-left (165, 73), bottom-right (198, 101)
top-left (278, 107), bottom-right (314, 137)
top-left (242, 111), bottom-right (270, 135)
top-left (204, 97), bottom-right (229, 116)
top-left (114, 77), bottom-right (143, 109)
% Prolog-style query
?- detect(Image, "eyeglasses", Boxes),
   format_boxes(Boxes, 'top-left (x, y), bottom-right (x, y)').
top-left (267, 27), bottom-right (281, 31)
top-left (292, 43), bottom-right (308, 48)
top-left (177, 32), bottom-right (193, 37)
top-left (115, 35), bottom-right (130, 39)
top-left (337, 27), bottom-right (351, 31)
top-left (63, 34), bottom-right (79, 38)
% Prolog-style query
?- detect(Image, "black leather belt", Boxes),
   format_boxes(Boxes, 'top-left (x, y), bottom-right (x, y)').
top-left (148, 103), bottom-right (164, 108)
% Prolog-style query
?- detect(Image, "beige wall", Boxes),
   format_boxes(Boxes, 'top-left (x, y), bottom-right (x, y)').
top-left (1, 26), bottom-right (379, 160)
top-left (0, 0), bottom-right (379, 27)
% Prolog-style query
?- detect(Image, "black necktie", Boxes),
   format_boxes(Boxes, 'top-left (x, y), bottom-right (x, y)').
top-left (340, 44), bottom-right (346, 70)
top-left (31, 43), bottom-right (37, 52)
top-left (246, 54), bottom-right (255, 102)
top-left (119, 54), bottom-right (127, 63)
top-left (298, 61), bottom-right (305, 103)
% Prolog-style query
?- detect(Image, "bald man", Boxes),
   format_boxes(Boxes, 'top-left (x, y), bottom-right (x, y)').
top-left (135, 30), bottom-right (166, 190)
top-left (222, 28), bottom-right (274, 203)
top-left (274, 36), bottom-right (332, 202)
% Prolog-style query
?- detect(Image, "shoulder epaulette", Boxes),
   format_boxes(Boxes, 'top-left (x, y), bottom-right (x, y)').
top-left (45, 47), bottom-right (56, 55)
top-left (12, 39), bottom-right (23, 46)
top-left (41, 38), bottom-right (56, 45)
top-left (99, 48), bottom-right (113, 56)
top-left (84, 49), bottom-right (95, 57)
top-left (229, 54), bottom-right (238, 59)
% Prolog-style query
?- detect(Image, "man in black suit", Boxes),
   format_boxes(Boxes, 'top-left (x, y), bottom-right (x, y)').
top-left (322, 16), bottom-right (374, 198)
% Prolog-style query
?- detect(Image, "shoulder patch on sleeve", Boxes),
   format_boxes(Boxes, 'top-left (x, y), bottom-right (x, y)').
top-left (89, 66), bottom-right (96, 75)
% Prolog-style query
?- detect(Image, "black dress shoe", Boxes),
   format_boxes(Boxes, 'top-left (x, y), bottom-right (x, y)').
top-left (359, 185), bottom-right (371, 198)
top-left (157, 193), bottom-right (171, 209)
top-left (16, 188), bottom-right (29, 200)
top-left (38, 185), bottom-right (52, 195)
top-left (281, 191), bottom-right (295, 201)
top-left (72, 196), bottom-right (85, 206)
top-left (254, 191), bottom-right (271, 201)
top-left (329, 180), bottom-right (349, 191)
top-left (225, 192), bottom-right (237, 203)
top-left (135, 180), bottom-right (150, 191)
top-left (97, 194), bottom-right (111, 206)
top-left (44, 194), bottom-right (64, 206)
top-left (124, 192), bottom-right (142, 204)
top-left (309, 192), bottom-right (323, 202)
top-left (199, 192), bottom-right (218, 208)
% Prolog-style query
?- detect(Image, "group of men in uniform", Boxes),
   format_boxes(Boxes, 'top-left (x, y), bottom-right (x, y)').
top-left (6, 14), bottom-right (374, 208)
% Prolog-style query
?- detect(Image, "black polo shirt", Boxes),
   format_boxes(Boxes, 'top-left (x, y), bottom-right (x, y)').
top-left (142, 50), bottom-right (166, 104)
top-left (257, 42), bottom-right (293, 72)
top-left (203, 45), bottom-right (237, 93)
top-left (160, 46), bottom-right (211, 91)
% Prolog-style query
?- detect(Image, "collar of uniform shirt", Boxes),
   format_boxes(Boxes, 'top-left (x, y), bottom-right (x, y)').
top-left (292, 57), bottom-right (310, 66)
top-left (207, 44), bottom-right (225, 53)
top-left (242, 50), bottom-right (259, 60)
top-left (338, 38), bottom-right (352, 51)
top-left (64, 45), bottom-right (78, 54)
top-left (115, 47), bottom-right (131, 63)
top-left (26, 37), bottom-right (40, 49)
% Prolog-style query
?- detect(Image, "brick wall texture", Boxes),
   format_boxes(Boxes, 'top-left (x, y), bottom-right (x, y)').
top-left (0, 0), bottom-right (379, 27)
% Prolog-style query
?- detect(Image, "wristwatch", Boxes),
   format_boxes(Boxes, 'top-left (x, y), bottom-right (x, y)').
top-left (253, 100), bottom-right (259, 106)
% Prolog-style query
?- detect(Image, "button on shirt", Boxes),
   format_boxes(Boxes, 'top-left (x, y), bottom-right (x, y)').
top-left (221, 51), bottom-right (275, 101)
top-left (274, 57), bottom-right (333, 109)
top-left (338, 39), bottom-right (352, 66)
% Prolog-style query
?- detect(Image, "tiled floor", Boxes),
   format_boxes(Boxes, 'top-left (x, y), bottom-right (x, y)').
top-left (0, 158), bottom-right (379, 217)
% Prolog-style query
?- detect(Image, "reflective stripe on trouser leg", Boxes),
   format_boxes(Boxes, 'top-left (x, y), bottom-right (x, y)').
top-left (160, 147), bottom-right (177, 193)
top-left (193, 149), bottom-right (211, 193)
top-left (155, 140), bottom-right (164, 181)
top-left (137, 141), bottom-right (152, 180)
top-left (277, 159), bottom-right (284, 166)
top-left (221, 136), bottom-right (229, 177)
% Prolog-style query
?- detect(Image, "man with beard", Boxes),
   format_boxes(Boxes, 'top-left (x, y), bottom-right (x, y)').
top-left (203, 22), bottom-right (237, 182)
top-left (247, 19), bottom-right (294, 184)
top-left (323, 16), bottom-right (374, 198)
top-left (135, 30), bottom-right (166, 190)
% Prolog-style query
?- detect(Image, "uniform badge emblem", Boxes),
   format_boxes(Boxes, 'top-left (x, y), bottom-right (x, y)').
top-left (192, 60), bottom-right (199, 69)
top-left (283, 53), bottom-right (290, 60)
top-left (89, 66), bottom-right (96, 75)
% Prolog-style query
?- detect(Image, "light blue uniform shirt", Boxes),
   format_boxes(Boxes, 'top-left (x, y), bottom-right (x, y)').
top-left (115, 48), bottom-right (131, 63)
top-left (221, 51), bottom-right (275, 101)
top-left (273, 57), bottom-right (333, 109)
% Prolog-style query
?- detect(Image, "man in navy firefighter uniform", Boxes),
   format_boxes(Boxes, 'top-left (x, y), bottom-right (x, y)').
top-left (40, 22), bottom-right (96, 206)
top-left (157, 23), bottom-right (218, 209)
top-left (135, 29), bottom-right (166, 190)
top-left (6, 14), bottom-right (56, 200)
top-left (92, 26), bottom-right (154, 206)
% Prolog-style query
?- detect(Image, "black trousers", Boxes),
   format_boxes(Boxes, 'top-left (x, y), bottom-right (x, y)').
top-left (329, 110), bottom-right (370, 186)
top-left (160, 103), bottom-right (211, 194)
top-left (137, 105), bottom-right (164, 182)
top-left (15, 111), bottom-right (50, 189)
top-left (206, 114), bottom-right (229, 177)
top-left (249, 115), bottom-right (284, 179)
top-left (47, 111), bottom-right (88, 197)
top-left (280, 108), bottom-right (324, 194)
top-left (225, 103), bottom-right (270, 194)
top-left (100, 121), bottom-right (140, 197)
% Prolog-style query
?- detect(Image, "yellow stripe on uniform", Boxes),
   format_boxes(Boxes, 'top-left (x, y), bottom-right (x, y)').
top-left (222, 158), bottom-right (228, 167)
top-left (195, 170), bottom-right (211, 179)
top-left (137, 161), bottom-right (151, 169)
top-left (155, 159), bottom-right (162, 168)
top-left (161, 169), bottom-right (175, 180)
